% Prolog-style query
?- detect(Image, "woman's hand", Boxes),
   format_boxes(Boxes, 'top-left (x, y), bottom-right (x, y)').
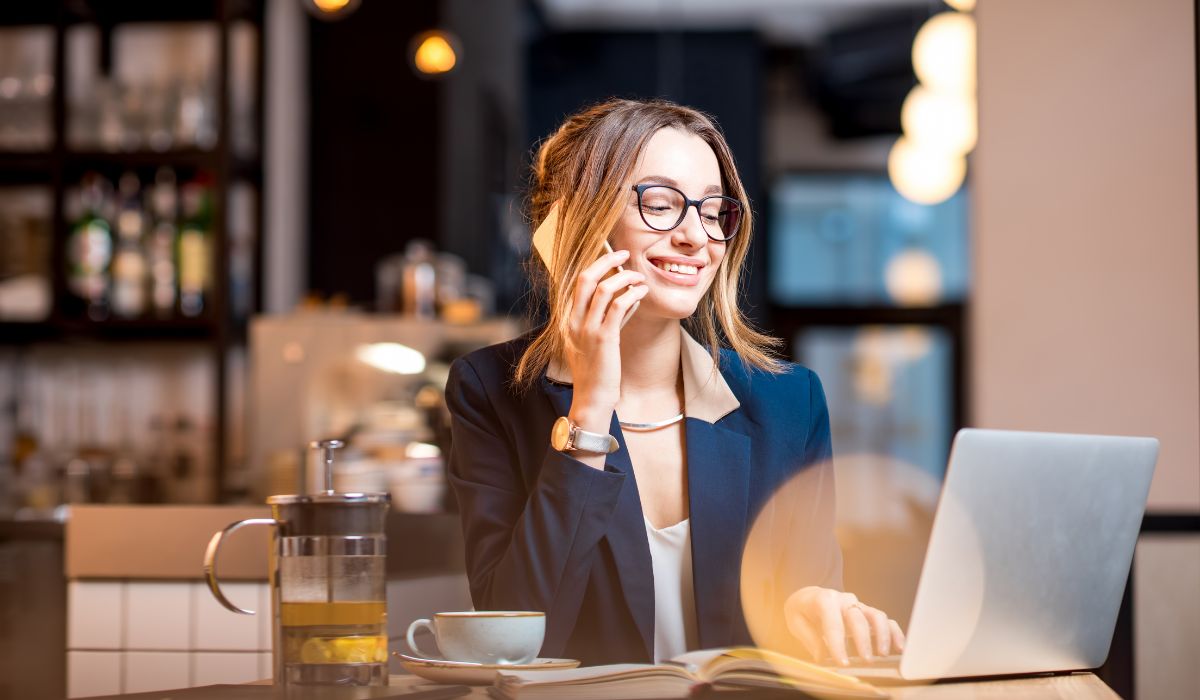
top-left (565, 249), bottom-right (648, 438)
top-left (784, 586), bottom-right (906, 666)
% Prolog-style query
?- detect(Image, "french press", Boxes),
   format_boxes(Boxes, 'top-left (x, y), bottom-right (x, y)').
top-left (205, 440), bottom-right (391, 686)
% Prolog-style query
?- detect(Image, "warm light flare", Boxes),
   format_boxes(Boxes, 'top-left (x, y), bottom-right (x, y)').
top-left (901, 86), bottom-right (977, 156)
top-left (355, 343), bottom-right (426, 375)
top-left (305, 0), bottom-right (360, 20)
top-left (413, 32), bottom-right (458, 76)
top-left (887, 137), bottom-right (966, 206)
top-left (912, 12), bottom-right (976, 95)
top-left (885, 249), bottom-right (944, 306)
top-left (312, 0), bottom-right (351, 11)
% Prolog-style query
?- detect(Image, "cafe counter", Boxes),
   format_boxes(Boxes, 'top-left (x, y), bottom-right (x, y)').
top-left (3, 505), bottom-right (470, 699)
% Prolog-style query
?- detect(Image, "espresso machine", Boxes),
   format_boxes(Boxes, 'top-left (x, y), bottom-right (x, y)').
top-left (205, 440), bottom-right (391, 686)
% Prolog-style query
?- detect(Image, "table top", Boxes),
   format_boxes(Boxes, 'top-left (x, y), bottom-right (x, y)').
top-left (388, 670), bottom-right (1119, 699)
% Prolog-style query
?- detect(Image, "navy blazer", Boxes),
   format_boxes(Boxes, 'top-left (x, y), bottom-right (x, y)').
top-left (444, 330), bottom-right (842, 665)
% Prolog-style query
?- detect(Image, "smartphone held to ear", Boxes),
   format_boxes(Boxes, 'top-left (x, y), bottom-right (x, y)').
top-left (532, 202), bottom-right (640, 327)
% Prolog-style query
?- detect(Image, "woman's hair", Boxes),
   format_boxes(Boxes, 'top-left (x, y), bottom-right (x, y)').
top-left (514, 97), bottom-right (783, 387)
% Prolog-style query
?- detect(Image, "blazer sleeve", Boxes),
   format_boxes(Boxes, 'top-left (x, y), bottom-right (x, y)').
top-left (444, 357), bottom-right (626, 655)
top-left (741, 367), bottom-right (844, 657)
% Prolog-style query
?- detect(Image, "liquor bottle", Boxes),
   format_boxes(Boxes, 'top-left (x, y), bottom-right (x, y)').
top-left (110, 172), bottom-right (149, 318)
top-left (149, 167), bottom-right (178, 319)
top-left (177, 177), bottom-right (212, 318)
top-left (66, 173), bottom-right (114, 320)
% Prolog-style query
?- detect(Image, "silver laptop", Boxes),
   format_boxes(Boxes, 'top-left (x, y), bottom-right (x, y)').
top-left (844, 428), bottom-right (1158, 681)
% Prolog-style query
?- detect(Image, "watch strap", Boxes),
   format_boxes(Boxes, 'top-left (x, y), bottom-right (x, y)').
top-left (570, 424), bottom-right (619, 454)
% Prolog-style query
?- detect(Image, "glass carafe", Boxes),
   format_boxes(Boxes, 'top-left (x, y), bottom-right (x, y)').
top-left (205, 441), bottom-right (390, 686)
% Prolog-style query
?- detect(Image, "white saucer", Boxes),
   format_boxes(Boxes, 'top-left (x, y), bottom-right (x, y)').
top-left (394, 652), bottom-right (581, 685)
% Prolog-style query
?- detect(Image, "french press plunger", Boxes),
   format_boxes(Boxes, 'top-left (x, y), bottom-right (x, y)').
top-left (205, 440), bottom-right (391, 686)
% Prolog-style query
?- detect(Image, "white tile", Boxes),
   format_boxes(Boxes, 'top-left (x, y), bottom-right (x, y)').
top-left (191, 651), bottom-right (262, 685)
top-left (67, 651), bottom-right (121, 698)
top-left (125, 581), bottom-right (191, 650)
top-left (68, 581), bottom-right (124, 649)
top-left (123, 651), bottom-right (190, 693)
top-left (192, 581), bottom-right (260, 651)
top-left (258, 583), bottom-right (273, 650)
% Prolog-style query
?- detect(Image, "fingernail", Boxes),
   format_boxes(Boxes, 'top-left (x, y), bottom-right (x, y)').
top-left (615, 249), bottom-right (629, 257)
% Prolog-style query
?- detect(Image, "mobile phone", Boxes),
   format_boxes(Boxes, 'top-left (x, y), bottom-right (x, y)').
top-left (532, 201), bottom-right (639, 325)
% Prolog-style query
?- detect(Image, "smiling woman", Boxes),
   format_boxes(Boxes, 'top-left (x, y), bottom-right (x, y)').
top-left (444, 98), bottom-right (904, 666)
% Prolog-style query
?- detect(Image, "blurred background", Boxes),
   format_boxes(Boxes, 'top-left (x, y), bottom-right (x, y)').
top-left (0, 0), bottom-right (1196, 698)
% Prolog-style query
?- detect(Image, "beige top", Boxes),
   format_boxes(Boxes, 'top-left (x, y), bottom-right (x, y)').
top-left (645, 516), bottom-right (698, 662)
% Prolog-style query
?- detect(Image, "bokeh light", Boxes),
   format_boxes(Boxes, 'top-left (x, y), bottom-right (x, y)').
top-left (885, 249), bottom-right (945, 306)
top-left (912, 12), bottom-right (976, 95)
top-left (412, 31), bottom-right (459, 77)
top-left (887, 136), bottom-right (967, 205)
top-left (305, 0), bottom-right (360, 21)
top-left (901, 85), bottom-right (977, 156)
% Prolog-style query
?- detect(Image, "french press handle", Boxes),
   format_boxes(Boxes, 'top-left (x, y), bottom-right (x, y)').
top-left (203, 518), bottom-right (277, 615)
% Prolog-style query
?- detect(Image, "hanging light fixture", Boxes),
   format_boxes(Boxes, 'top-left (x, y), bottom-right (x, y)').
top-left (912, 12), bottom-right (976, 95)
top-left (410, 30), bottom-right (461, 78)
top-left (304, 0), bottom-right (361, 22)
top-left (900, 86), bottom-right (977, 156)
top-left (888, 136), bottom-right (967, 206)
top-left (889, 6), bottom-right (977, 206)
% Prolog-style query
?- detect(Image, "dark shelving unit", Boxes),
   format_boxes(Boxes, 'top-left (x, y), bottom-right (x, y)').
top-left (0, 0), bottom-right (266, 501)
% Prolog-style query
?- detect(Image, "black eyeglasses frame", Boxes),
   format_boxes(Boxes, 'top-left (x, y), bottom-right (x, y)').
top-left (630, 183), bottom-right (743, 242)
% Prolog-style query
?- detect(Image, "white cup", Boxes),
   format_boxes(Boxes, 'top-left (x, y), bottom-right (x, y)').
top-left (405, 611), bottom-right (545, 664)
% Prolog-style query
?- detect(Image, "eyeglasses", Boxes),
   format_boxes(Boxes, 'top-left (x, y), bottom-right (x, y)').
top-left (630, 184), bottom-right (743, 242)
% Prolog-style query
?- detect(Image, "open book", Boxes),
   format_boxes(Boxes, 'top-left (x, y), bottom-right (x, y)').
top-left (492, 647), bottom-right (888, 699)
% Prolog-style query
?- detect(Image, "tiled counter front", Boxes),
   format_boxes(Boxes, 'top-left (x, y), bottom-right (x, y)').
top-left (63, 507), bottom-right (469, 698)
top-left (67, 580), bottom-right (272, 698)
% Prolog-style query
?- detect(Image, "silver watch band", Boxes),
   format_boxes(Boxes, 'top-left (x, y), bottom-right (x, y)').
top-left (570, 425), bottom-right (619, 454)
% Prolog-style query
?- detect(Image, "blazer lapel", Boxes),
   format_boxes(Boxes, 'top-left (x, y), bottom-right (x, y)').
top-left (686, 417), bottom-right (752, 649)
top-left (540, 374), bottom-right (655, 660)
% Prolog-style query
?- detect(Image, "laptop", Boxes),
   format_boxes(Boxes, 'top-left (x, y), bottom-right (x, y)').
top-left (838, 428), bottom-right (1158, 682)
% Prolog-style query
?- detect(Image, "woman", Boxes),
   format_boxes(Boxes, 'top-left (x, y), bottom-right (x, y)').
top-left (445, 98), bottom-right (904, 666)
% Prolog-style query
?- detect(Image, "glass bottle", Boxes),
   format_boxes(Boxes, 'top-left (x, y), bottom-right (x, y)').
top-left (111, 171), bottom-right (149, 318)
top-left (177, 177), bottom-right (212, 318)
top-left (66, 174), bottom-right (114, 320)
top-left (149, 167), bottom-right (179, 318)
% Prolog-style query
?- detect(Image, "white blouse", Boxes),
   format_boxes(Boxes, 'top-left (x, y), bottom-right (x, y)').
top-left (645, 517), bottom-right (699, 662)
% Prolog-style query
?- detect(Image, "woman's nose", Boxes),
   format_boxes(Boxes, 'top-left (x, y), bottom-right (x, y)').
top-left (670, 205), bottom-right (709, 250)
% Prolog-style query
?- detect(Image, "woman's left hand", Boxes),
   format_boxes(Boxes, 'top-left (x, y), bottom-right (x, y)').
top-left (784, 586), bottom-right (906, 666)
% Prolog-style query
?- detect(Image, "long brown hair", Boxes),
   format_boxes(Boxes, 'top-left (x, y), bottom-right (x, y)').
top-left (514, 98), bottom-right (782, 387)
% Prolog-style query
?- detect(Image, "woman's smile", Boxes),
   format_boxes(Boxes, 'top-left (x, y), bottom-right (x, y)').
top-left (646, 255), bottom-right (707, 287)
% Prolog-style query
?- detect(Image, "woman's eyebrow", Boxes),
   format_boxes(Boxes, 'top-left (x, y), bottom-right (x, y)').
top-left (636, 175), bottom-right (723, 195)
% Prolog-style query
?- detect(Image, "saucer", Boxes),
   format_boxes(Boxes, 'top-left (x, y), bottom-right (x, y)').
top-left (394, 652), bottom-right (581, 685)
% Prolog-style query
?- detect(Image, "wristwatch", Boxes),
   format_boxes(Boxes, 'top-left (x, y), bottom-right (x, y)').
top-left (551, 416), bottom-right (618, 454)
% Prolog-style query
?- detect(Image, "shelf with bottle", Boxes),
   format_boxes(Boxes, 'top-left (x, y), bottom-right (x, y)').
top-left (58, 168), bottom-right (221, 326)
top-left (0, 0), bottom-right (265, 501)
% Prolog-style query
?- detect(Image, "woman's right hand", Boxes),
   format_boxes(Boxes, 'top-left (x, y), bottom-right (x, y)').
top-left (564, 249), bottom-right (648, 441)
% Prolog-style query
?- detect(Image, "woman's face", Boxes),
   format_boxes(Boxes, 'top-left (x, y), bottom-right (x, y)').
top-left (608, 127), bottom-right (729, 320)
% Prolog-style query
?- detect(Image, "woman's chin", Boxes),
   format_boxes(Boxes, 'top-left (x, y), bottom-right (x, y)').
top-left (635, 294), bottom-right (702, 321)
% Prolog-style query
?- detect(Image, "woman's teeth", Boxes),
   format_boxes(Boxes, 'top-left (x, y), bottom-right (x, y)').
top-left (656, 261), bottom-right (698, 275)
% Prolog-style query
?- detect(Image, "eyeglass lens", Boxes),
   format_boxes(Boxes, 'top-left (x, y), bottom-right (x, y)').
top-left (638, 185), bottom-right (742, 240)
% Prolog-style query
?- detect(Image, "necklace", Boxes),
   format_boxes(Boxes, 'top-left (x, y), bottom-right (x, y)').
top-left (618, 412), bottom-right (685, 431)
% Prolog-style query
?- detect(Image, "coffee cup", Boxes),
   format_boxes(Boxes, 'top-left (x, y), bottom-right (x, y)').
top-left (405, 611), bottom-right (545, 664)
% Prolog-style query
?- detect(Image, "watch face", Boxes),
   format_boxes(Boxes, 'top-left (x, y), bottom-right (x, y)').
top-left (551, 416), bottom-right (572, 451)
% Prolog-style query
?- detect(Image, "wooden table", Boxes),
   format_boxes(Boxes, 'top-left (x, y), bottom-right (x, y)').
top-left (387, 670), bottom-right (1120, 699)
